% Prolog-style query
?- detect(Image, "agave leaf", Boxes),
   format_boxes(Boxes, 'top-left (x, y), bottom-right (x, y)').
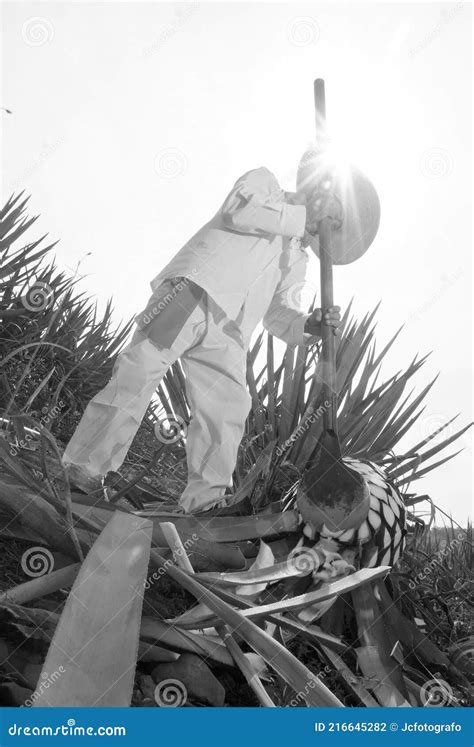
top-left (0, 216), bottom-right (43, 250)
top-left (0, 601), bottom-right (58, 643)
top-left (71, 501), bottom-right (249, 569)
top-left (247, 330), bottom-right (264, 370)
top-left (342, 377), bottom-right (408, 455)
top-left (196, 557), bottom-right (310, 587)
top-left (352, 583), bottom-right (410, 706)
top-left (336, 325), bottom-right (374, 400)
top-left (162, 361), bottom-right (190, 421)
top-left (375, 584), bottom-right (464, 680)
top-left (147, 510), bottom-right (301, 543)
top-left (342, 344), bottom-right (377, 417)
top-left (395, 449), bottom-right (465, 486)
top-left (232, 440), bottom-right (276, 503)
top-left (288, 344), bottom-right (307, 425)
top-left (0, 192), bottom-right (27, 225)
top-left (217, 623), bottom-right (276, 706)
top-left (403, 414), bottom-right (460, 456)
top-left (137, 642), bottom-right (179, 664)
top-left (0, 438), bottom-right (43, 491)
top-left (369, 375), bottom-right (439, 452)
top-left (389, 423), bottom-right (472, 480)
top-left (265, 334), bottom-right (277, 437)
top-left (0, 342), bottom-right (72, 370)
top-left (279, 345), bottom-right (297, 442)
top-left (32, 512), bottom-right (152, 707)
top-left (179, 578), bottom-right (347, 655)
top-left (201, 567), bottom-right (390, 618)
top-left (367, 407), bottom-right (427, 459)
top-left (170, 603), bottom-right (215, 629)
top-left (141, 617), bottom-right (233, 666)
top-left (235, 540), bottom-right (275, 598)
top-left (320, 645), bottom-right (379, 707)
top-left (0, 563), bottom-right (80, 606)
top-left (150, 549), bottom-right (343, 706)
top-left (247, 351), bottom-right (266, 436)
top-left (371, 325), bottom-right (405, 369)
top-left (23, 368), bottom-right (57, 412)
top-left (0, 475), bottom-right (87, 559)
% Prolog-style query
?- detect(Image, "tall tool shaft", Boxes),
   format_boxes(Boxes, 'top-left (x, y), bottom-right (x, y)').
top-left (314, 79), bottom-right (338, 435)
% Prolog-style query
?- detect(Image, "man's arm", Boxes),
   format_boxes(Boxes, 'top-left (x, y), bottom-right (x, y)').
top-left (262, 239), bottom-right (342, 346)
top-left (221, 168), bottom-right (306, 238)
top-left (262, 239), bottom-right (319, 346)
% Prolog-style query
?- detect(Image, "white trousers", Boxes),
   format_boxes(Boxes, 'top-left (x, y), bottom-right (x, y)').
top-left (62, 293), bottom-right (251, 512)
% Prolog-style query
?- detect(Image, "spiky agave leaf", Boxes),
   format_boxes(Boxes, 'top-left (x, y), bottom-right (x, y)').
top-left (0, 195), bottom-right (133, 439)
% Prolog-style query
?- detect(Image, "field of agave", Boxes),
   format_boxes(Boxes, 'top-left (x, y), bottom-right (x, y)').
top-left (0, 194), bottom-right (472, 708)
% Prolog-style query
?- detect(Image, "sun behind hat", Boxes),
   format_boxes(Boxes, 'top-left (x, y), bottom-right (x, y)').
top-left (297, 148), bottom-right (381, 265)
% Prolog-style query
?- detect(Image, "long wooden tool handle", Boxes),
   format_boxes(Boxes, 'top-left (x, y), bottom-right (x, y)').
top-left (314, 79), bottom-right (337, 433)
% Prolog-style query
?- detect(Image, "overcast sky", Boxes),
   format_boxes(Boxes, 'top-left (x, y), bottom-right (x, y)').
top-left (1, 1), bottom-right (472, 523)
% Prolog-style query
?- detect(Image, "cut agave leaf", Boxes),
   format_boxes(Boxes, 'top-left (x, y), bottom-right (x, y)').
top-left (195, 556), bottom-right (313, 587)
top-left (233, 568), bottom-right (390, 618)
top-left (0, 563), bottom-right (80, 606)
top-left (109, 504), bottom-right (301, 543)
top-left (320, 645), bottom-right (379, 707)
top-left (140, 617), bottom-right (233, 667)
top-left (178, 581), bottom-right (347, 655)
top-left (352, 583), bottom-right (411, 707)
top-left (217, 623), bottom-right (276, 707)
top-left (169, 603), bottom-right (215, 629)
top-left (235, 541), bottom-right (275, 598)
top-left (150, 549), bottom-right (343, 706)
top-left (229, 441), bottom-right (276, 505)
top-left (32, 512), bottom-right (153, 707)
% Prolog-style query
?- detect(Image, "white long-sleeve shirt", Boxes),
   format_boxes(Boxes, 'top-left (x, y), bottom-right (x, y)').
top-left (150, 167), bottom-right (318, 348)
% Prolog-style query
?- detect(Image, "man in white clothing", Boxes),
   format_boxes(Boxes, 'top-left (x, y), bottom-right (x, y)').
top-left (63, 167), bottom-right (341, 513)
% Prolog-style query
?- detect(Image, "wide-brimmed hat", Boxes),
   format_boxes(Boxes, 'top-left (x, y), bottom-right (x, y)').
top-left (297, 148), bottom-right (381, 265)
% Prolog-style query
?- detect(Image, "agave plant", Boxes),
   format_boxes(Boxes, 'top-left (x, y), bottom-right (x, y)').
top-left (0, 194), bottom-right (133, 444)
